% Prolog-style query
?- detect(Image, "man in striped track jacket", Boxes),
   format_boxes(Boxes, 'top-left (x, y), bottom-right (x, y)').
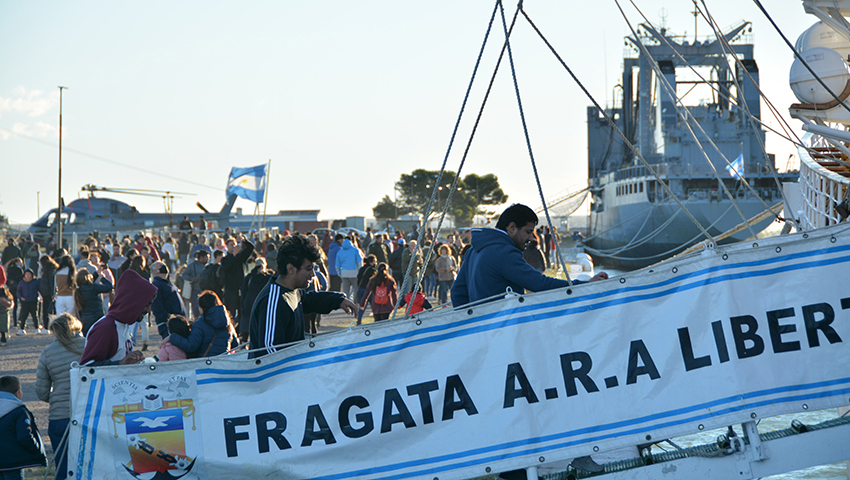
top-left (248, 235), bottom-right (357, 358)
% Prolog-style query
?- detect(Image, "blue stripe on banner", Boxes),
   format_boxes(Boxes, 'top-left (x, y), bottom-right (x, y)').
top-left (76, 379), bottom-right (97, 479)
top-left (303, 381), bottom-right (850, 480)
top-left (87, 380), bottom-right (107, 480)
top-left (197, 245), bottom-right (850, 384)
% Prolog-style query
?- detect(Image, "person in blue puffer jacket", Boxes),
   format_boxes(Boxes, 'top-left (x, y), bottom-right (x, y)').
top-left (167, 290), bottom-right (236, 358)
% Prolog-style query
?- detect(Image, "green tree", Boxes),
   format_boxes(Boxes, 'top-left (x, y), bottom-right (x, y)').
top-left (372, 195), bottom-right (400, 219)
top-left (375, 169), bottom-right (508, 227)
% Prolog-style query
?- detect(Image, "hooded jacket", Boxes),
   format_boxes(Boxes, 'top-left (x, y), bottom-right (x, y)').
top-left (0, 391), bottom-right (47, 471)
top-left (334, 239), bottom-right (363, 276)
top-left (16, 276), bottom-right (40, 302)
top-left (80, 270), bottom-right (157, 366)
top-left (451, 228), bottom-right (583, 307)
top-left (151, 275), bottom-right (186, 327)
top-left (169, 304), bottom-right (235, 357)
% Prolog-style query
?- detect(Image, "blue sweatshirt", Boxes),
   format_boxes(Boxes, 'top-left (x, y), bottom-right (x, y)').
top-left (451, 228), bottom-right (583, 306)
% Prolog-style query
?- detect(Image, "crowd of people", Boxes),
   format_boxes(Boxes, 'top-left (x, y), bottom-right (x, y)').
top-left (0, 205), bottom-right (584, 478)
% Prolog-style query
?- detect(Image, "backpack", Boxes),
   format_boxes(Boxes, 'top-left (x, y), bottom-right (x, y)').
top-left (374, 282), bottom-right (389, 305)
top-left (199, 263), bottom-right (223, 292)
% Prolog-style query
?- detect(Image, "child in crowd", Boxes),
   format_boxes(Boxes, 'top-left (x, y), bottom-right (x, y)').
top-left (0, 375), bottom-right (47, 479)
top-left (399, 290), bottom-right (432, 315)
top-left (16, 268), bottom-right (43, 335)
top-left (158, 315), bottom-right (191, 361)
top-left (0, 286), bottom-right (12, 346)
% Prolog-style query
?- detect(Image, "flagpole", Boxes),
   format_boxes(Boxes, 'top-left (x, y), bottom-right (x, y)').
top-left (262, 160), bottom-right (270, 229)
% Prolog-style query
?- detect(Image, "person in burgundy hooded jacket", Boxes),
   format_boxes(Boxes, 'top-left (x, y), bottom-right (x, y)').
top-left (80, 269), bottom-right (156, 366)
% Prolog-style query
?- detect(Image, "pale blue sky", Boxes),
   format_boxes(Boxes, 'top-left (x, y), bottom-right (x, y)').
top-left (0, 1), bottom-right (805, 226)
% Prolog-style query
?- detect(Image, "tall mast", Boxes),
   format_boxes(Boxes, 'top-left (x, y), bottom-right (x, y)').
top-left (57, 86), bottom-right (67, 251)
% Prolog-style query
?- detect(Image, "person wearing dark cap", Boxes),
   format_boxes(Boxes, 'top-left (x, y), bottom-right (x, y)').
top-left (150, 261), bottom-right (186, 338)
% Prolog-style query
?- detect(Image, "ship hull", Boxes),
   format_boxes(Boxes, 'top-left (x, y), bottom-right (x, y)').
top-left (587, 196), bottom-right (776, 269)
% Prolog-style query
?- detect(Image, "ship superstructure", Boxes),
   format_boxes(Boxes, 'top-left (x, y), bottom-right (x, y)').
top-left (585, 21), bottom-right (797, 268)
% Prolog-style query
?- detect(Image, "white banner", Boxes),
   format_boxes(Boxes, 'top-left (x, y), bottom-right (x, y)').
top-left (68, 224), bottom-right (850, 480)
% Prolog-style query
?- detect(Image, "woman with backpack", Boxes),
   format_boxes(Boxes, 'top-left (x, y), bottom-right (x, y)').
top-left (166, 290), bottom-right (237, 357)
top-left (359, 262), bottom-right (398, 322)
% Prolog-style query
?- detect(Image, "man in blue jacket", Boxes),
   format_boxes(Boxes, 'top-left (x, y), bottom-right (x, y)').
top-left (150, 261), bottom-right (186, 338)
top-left (452, 204), bottom-right (607, 307)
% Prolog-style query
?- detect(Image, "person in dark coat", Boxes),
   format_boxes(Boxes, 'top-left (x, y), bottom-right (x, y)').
top-left (0, 376), bottom-right (47, 477)
top-left (4, 258), bottom-right (23, 327)
top-left (1, 238), bottom-right (21, 265)
top-left (240, 258), bottom-right (273, 342)
top-left (74, 270), bottom-right (114, 335)
top-left (38, 256), bottom-right (59, 331)
top-left (150, 261), bottom-right (186, 338)
top-left (167, 291), bottom-right (236, 357)
top-left (220, 237), bottom-right (254, 322)
top-left (522, 236), bottom-right (547, 272)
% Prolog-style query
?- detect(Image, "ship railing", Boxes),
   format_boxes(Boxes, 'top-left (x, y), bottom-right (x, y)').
top-left (685, 188), bottom-right (776, 203)
top-left (797, 135), bottom-right (850, 230)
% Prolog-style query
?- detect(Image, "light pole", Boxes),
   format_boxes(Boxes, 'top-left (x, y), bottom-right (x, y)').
top-left (37, 191), bottom-right (40, 217)
top-left (57, 86), bottom-right (67, 251)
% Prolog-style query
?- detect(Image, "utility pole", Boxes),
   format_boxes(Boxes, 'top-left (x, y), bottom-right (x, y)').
top-left (57, 86), bottom-right (67, 251)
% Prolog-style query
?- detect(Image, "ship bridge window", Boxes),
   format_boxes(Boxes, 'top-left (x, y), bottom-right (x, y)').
top-left (629, 184), bottom-right (633, 194)
top-left (639, 182), bottom-right (644, 193)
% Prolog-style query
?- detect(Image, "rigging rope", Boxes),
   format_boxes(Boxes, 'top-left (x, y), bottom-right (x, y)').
top-left (519, 8), bottom-right (718, 248)
top-left (498, 0), bottom-right (574, 285)
top-left (628, 0), bottom-right (795, 226)
top-left (693, 0), bottom-right (796, 222)
top-left (614, 1), bottom-right (760, 240)
top-left (752, 0), bottom-right (850, 118)
top-left (390, 1), bottom-right (504, 319)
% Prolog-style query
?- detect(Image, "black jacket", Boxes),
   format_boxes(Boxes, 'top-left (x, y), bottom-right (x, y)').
top-left (151, 275), bottom-right (186, 327)
top-left (248, 276), bottom-right (344, 358)
top-left (79, 278), bottom-right (113, 334)
top-left (39, 265), bottom-right (56, 299)
top-left (240, 267), bottom-right (273, 332)
top-left (221, 239), bottom-right (254, 294)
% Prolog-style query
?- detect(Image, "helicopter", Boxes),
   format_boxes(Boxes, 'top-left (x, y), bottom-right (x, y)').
top-left (27, 184), bottom-right (237, 243)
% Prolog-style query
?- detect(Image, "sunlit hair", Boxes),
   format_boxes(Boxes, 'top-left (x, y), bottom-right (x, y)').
top-left (73, 270), bottom-right (93, 313)
top-left (198, 290), bottom-right (223, 312)
top-left (40, 254), bottom-right (59, 271)
top-left (439, 244), bottom-right (450, 255)
top-left (197, 290), bottom-right (237, 340)
top-left (49, 313), bottom-right (84, 355)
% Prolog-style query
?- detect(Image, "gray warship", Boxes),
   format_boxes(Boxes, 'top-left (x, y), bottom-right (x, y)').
top-left (583, 21), bottom-right (797, 269)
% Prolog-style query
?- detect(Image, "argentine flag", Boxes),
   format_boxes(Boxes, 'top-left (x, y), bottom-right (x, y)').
top-left (226, 164), bottom-right (267, 203)
top-left (726, 153), bottom-right (744, 180)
